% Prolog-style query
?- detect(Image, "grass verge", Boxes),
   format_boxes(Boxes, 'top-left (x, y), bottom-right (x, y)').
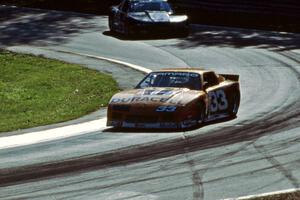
top-left (0, 50), bottom-right (119, 132)
top-left (243, 191), bottom-right (300, 200)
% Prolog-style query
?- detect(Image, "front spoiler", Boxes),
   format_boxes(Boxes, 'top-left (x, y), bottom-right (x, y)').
top-left (130, 21), bottom-right (188, 34)
top-left (107, 120), bottom-right (197, 129)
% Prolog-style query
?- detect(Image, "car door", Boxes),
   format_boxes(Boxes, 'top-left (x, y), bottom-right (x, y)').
top-left (203, 72), bottom-right (230, 118)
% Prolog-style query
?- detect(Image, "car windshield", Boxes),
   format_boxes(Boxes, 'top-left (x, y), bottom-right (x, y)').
top-left (136, 72), bottom-right (201, 90)
top-left (129, 1), bottom-right (172, 12)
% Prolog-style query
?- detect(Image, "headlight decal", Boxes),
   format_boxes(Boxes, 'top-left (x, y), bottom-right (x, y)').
top-left (156, 105), bottom-right (177, 112)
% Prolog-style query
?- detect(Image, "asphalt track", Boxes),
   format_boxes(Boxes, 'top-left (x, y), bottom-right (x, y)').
top-left (1, 6), bottom-right (300, 200)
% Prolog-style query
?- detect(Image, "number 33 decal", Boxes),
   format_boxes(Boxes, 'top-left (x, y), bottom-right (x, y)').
top-left (208, 90), bottom-right (228, 112)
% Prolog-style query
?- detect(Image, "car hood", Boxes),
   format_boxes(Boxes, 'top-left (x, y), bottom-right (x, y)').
top-left (109, 87), bottom-right (204, 106)
top-left (128, 11), bottom-right (187, 23)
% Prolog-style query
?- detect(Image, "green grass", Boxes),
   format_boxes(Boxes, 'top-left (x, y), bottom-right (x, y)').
top-left (0, 50), bottom-right (119, 132)
top-left (248, 191), bottom-right (300, 200)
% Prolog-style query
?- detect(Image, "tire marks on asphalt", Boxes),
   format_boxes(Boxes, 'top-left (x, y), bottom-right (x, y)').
top-left (182, 134), bottom-right (204, 200)
top-left (253, 143), bottom-right (300, 188)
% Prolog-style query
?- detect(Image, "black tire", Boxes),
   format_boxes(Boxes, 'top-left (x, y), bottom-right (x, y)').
top-left (108, 15), bottom-right (114, 32)
top-left (197, 101), bottom-right (207, 125)
top-left (229, 91), bottom-right (240, 117)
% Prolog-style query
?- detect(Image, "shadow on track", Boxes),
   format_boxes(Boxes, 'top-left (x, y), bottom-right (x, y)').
top-left (0, 6), bottom-right (102, 46)
top-left (167, 25), bottom-right (300, 51)
top-left (102, 30), bottom-right (189, 41)
top-left (103, 25), bottom-right (300, 51)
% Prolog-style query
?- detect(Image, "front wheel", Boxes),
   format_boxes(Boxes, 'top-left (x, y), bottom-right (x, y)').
top-left (108, 15), bottom-right (115, 32)
top-left (197, 102), bottom-right (207, 125)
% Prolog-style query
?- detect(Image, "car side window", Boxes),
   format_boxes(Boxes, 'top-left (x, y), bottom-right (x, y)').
top-left (137, 73), bottom-right (156, 88)
top-left (203, 72), bottom-right (219, 87)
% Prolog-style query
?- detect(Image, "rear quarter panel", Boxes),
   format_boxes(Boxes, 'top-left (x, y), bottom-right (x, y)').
top-left (206, 80), bottom-right (240, 116)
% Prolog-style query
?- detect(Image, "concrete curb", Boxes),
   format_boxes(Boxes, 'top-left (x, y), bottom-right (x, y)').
top-left (50, 49), bottom-right (152, 74)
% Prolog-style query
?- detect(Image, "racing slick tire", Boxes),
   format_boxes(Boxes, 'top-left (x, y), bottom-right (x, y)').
top-left (108, 15), bottom-right (115, 32)
top-left (229, 91), bottom-right (240, 117)
top-left (197, 101), bottom-right (207, 125)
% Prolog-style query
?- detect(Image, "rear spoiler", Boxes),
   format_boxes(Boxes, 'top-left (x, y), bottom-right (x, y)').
top-left (219, 74), bottom-right (239, 82)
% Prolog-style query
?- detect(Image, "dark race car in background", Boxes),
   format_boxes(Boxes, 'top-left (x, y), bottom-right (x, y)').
top-left (108, 0), bottom-right (190, 36)
top-left (107, 68), bottom-right (241, 129)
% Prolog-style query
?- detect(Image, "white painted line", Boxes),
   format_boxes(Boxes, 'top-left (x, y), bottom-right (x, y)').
top-left (0, 118), bottom-right (107, 150)
top-left (222, 187), bottom-right (300, 200)
top-left (53, 49), bottom-right (152, 74)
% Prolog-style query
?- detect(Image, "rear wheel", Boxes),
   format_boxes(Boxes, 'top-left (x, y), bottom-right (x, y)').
top-left (229, 91), bottom-right (240, 117)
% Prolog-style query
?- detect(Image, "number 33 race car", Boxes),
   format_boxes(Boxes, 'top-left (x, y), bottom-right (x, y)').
top-left (107, 68), bottom-right (240, 129)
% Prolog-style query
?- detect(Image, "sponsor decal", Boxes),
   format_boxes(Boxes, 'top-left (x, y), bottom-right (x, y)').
top-left (111, 96), bottom-right (182, 105)
top-left (110, 121), bottom-right (122, 126)
top-left (111, 97), bottom-right (167, 103)
top-left (181, 119), bottom-right (197, 128)
top-left (122, 122), bottom-right (177, 128)
top-left (155, 72), bottom-right (199, 77)
top-left (111, 98), bottom-right (132, 103)
top-left (142, 89), bottom-right (174, 96)
top-left (160, 122), bottom-right (177, 128)
top-left (208, 89), bottom-right (228, 113)
top-left (156, 105), bottom-right (177, 112)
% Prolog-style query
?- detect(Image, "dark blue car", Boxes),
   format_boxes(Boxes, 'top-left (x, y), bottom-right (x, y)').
top-left (109, 0), bottom-right (189, 36)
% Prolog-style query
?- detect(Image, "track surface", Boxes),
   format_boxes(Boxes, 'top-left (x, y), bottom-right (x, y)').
top-left (1, 6), bottom-right (300, 200)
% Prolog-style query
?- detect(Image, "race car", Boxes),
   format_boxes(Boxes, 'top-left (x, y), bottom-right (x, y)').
top-left (108, 0), bottom-right (189, 35)
top-left (107, 68), bottom-right (240, 129)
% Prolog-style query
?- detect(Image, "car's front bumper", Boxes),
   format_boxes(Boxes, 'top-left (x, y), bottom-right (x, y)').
top-left (129, 21), bottom-right (189, 34)
top-left (107, 119), bottom-right (197, 129)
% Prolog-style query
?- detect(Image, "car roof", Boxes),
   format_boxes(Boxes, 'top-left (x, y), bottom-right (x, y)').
top-left (153, 68), bottom-right (213, 75)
